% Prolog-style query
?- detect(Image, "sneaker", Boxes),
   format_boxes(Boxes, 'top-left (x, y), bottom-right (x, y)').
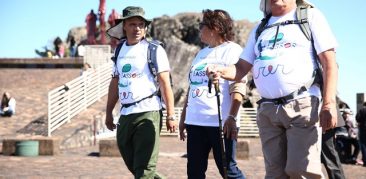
top-left (355, 159), bottom-right (364, 165)
top-left (344, 158), bottom-right (357, 164)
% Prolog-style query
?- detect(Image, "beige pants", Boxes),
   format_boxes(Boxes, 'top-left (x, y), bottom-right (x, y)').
top-left (257, 96), bottom-right (324, 179)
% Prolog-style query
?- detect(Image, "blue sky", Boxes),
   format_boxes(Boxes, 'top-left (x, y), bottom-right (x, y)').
top-left (0, 0), bottom-right (365, 114)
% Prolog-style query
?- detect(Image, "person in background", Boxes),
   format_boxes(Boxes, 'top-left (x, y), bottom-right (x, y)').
top-left (108, 9), bottom-right (120, 49)
top-left (53, 37), bottom-right (65, 58)
top-left (0, 92), bottom-right (16, 117)
top-left (179, 9), bottom-right (246, 179)
top-left (105, 6), bottom-right (176, 179)
top-left (85, 9), bottom-right (97, 45)
top-left (321, 97), bottom-right (345, 179)
top-left (356, 102), bottom-right (366, 167)
top-left (68, 36), bottom-right (77, 57)
top-left (98, 0), bottom-right (106, 44)
top-left (341, 109), bottom-right (361, 164)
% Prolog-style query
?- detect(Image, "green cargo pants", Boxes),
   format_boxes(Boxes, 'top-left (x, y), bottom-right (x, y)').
top-left (116, 110), bottom-right (164, 179)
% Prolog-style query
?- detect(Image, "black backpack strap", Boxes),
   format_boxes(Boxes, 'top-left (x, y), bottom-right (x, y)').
top-left (121, 92), bottom-right (158, 109)
top-left (255, 14), bottom-right (271, 41)
top-left (111, 39), bottom-right (125, 77)
top-left (111, 38), bottom-right (126, 64)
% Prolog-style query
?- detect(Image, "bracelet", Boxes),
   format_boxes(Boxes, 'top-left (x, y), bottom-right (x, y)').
top-left (166, 116), bottom-right (175, 121)
top-left (227, 115), bottom-right (237, 121)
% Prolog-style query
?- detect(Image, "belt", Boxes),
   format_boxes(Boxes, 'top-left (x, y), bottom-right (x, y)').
top-left (256, 86), bottom-right (307, 105)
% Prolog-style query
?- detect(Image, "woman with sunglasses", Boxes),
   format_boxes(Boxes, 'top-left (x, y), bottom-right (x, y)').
top-left (179, 9), bottom-right (246, 179)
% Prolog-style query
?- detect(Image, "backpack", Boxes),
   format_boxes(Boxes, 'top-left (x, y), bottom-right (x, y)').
top-left (111, 38), bottom-right (173, 109)
top-left (254, 4), bottom-right (324, 97)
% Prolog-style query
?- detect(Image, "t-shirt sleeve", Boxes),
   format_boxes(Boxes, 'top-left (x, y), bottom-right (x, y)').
top-left (8, 98), bottom-right (16, 111)
top-left (156, 45), bottom-right (171, 73)
top-left (239, 24), bottom-right (259, 65)
top-left (226, 43), bottom-right (242, 65)
top-left (112, 63), bottom-right (119, 77)
top-left (227, 43), bottom-right (247, 85)
top-left (309, 8), bottom-right (338, 54)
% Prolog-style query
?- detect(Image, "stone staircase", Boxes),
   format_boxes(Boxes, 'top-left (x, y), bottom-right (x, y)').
top-left (51, 96), bottom-right (108, 149)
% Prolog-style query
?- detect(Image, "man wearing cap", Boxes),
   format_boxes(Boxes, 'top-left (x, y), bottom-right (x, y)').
top-left (207, 0), bottom-right (338, 178)
top-left (105, 6), bottom-right (176, 179)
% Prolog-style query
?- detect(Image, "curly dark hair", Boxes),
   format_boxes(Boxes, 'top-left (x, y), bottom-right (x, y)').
top-left (201, 9), bottom-right (235, 41)
top-left (1, 92), bottom-right (10, 109)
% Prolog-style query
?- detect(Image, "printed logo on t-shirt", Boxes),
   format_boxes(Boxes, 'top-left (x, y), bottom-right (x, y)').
top-left (189, 62), bottom-right (215, 99)
top-left (254, 32), bottom-right (295, 79)
top-left (119, 63), bottom-right (143, 88)
top-left (120, 91), bottom-right (134, 100)
top-left (189, 63), bottom-right (208, 85)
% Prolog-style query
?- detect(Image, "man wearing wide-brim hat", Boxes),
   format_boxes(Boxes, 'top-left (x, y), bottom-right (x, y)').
top-left (107, 6), bottom-right (152, 41)
top-left (105, 6), bottom-right (176, 179)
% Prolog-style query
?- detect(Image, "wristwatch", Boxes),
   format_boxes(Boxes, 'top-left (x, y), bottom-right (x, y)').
top-left (227, 115), bottom-right (237, 121)
top-left (166, 116), bottom-right (176, 121)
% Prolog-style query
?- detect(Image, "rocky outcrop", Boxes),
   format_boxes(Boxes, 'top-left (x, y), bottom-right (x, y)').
top-left (67, 13), bottom-right (258, 107)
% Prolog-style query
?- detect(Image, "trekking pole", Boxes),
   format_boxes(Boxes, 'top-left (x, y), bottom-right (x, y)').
top-left (209, 78), bottom-right (228, 179)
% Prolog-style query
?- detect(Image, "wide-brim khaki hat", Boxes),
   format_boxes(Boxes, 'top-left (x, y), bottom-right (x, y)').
top-left (106, 6), bottom-right (152, 40)
top-left (259, 0), bottom-right (314, 16)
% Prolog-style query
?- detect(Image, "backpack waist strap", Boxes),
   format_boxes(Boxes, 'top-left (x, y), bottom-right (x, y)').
top-left (121, 91), bottom-right (158, 109)
top-left (256, 86), bottom-right (308, 105)
top-left (257, 68), bottom-right (320, 105)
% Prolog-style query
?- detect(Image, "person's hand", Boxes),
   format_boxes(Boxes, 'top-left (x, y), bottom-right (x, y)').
top-left (223, 116), bottom-right (238, 140)
top-left (166, 119), bottom-right (177, 133)
top-left (206, 64), bottom-right (222, 83)
top-left (319, 103), bottom-right (337, 133)
top-left (105, 113), bottom-right (116, 131)
top-left (179, 118), bottom-right (186, 141)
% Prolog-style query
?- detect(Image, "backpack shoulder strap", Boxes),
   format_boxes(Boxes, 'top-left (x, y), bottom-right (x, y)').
top-left (296, 5), bottom-right (324, 92)
top-left (255, 14), bottom-right (271, 41)
top-left (111, 38), bottom-right (126, 64)
top-left (146, 39), bottom-right (163, 83)
top-left (296, 5), bottom-right (312, 41)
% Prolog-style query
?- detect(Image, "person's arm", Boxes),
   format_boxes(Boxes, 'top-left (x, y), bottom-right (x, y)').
top-left (208, 59), bottom-right (252, 82)
top-left (318, 49), bottom-right (338, 132)
top-left (179, 89), bottom-right (189, 141)
top-left (224, 82), bottom-right (245, 140)
top-left (158, 71), bottom-right (176, 133)
top-left (105, 77), bottom-right (119, 131)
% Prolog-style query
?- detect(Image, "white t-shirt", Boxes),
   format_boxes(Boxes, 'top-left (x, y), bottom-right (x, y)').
top-left (112, 39), bottom-right (170, 115)
top-left (185, 41), bottom-right (244, 127)
top-left (0, 98), bottom-right (16, 113)
top-left (240, 8), bottom-right (338, 99)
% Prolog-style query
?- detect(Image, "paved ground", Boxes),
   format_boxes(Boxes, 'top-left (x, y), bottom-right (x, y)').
top-left (1, 137), bottom-right (366, 179)
top-left (0, 68), bottom-right (365, 179)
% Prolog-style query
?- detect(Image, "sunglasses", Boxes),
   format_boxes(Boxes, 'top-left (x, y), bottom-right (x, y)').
top-left (199, 22), bottom-right (208, 29)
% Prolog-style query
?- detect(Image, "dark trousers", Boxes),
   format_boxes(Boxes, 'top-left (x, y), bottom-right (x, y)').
top-left (360, 130), bottom-right (366, 165)
top-left (0, 110), bottom-right (13, 117)
top-left (186, 124), bottom-right (245, 179)
top-left (343, 137), bottom-right (360, 161)
top-left (321, 128), bottom-right (345, 179)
